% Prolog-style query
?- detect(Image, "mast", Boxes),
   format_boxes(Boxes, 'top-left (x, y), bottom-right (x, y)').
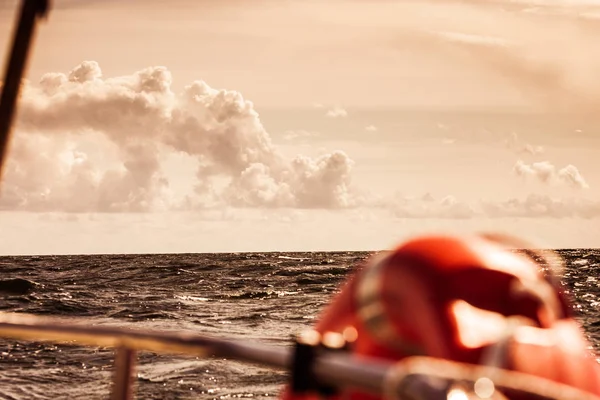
top-left (0, 0), bottom-right (50, 178)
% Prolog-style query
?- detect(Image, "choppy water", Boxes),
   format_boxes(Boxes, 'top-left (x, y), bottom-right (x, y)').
top-left (0, 249), bottom-right (598, 399)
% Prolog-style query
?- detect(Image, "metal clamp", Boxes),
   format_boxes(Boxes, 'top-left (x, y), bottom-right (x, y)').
top-left (290, 329), bottom-right (349, 396)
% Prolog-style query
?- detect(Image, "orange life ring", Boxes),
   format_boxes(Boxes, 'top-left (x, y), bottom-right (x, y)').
top-left (280, 233), bottom-right (600, 400)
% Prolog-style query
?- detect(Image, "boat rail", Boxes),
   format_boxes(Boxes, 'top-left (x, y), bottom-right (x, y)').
top-left (0, 312), bottom-right (292, 400)
top-left (0, 312), bottom-right (388, 400)
top-left (2, 312), bottom-right (600, 400)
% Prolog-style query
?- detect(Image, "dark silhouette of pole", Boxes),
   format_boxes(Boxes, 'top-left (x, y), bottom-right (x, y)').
top-left (0, 0), bottom-right (50, 178)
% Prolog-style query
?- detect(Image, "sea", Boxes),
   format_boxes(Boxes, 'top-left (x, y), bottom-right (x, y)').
top-left (0, 249), bottom-right (598, 400)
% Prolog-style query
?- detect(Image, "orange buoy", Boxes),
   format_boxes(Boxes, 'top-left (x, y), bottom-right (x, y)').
top-left (281, 233), bottom-right (600, 400)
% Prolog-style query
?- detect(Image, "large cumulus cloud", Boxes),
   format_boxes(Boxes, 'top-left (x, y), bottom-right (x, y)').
top-left (2, 61), bottom-right (355, 212)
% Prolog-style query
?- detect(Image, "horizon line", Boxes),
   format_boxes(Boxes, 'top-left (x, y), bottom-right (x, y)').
top-left (0, 248), bottom-right (592, 257)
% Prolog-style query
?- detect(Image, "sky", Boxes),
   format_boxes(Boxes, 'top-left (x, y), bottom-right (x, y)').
top-left (0, 0), bottom-right (599, 254)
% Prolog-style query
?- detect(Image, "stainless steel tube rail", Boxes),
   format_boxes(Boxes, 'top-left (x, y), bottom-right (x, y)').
top-left (0, 312), bottom-right (291, 400)
top-left (2, 312), bottom-right (600, 400)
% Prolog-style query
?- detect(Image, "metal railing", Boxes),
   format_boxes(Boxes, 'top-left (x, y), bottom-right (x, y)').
top-left (0, 312), bottom-right (290, 400)
top-left (2, 312), bottom-right (600, 400)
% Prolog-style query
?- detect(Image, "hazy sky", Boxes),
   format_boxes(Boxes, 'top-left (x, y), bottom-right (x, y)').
top-left (0, 0), bottom-right (599, 254)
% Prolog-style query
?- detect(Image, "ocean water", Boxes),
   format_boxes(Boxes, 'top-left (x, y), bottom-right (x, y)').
top-left (0, 249), bottom-right (598, 399)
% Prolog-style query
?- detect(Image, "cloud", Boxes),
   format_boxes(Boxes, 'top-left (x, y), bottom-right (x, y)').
top-left (389, 193), bottom-right (476, 219)
top-left (365, 125), bottom-right (377, 132)
top-left (325, 106), bottom-right (348, 118)
top-left (505, 132), bottom-right (544, 155)
top-left (282, 130), bottom-right (319, 141)
top-left (386, 193), bottom-right (600, 219)
top-left (449, 10), bottom-right (600, 113)
top-left (480, 194), bottom-right (600, 218)
top-left (1, 61), bottom-right (357, 212)
top-left (513, 160), bottom-right (589, 189)
top-left (2, 60), bottom-right (593, 218)
top-left (437, 30), bottom-right (511, 48)
top-left (223, 151), bottom-right (355, 208)
top-left (375, 0), bottom-right (600, 113)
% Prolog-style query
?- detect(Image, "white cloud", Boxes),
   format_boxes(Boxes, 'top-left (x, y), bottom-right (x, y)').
top-left (505, 132), bottom-right (544, 155)
top-left (365, 125), bottom-right (377, 132)
top-left (282, 130), bottom-right (319, 141)
top-left (513, 160), bottom-right (589, 189)
top-left (2, 61), bottom-right (356, 212)
top-left (389, 194), bottom-right (476, 219)
top-left (386, 193), bottom-right (600, 219)
top-left (437, 31), bottom-right (511, 47)
top-left (325, 106), bottom-right (348, 118)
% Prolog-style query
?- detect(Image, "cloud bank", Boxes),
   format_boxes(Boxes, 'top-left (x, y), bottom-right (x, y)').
top-left (387, 193), bottom-right (600, 220)
top-left (0, 61), bottom-right (595, 219)
top-left (2, 61), bottom-right (355, 212)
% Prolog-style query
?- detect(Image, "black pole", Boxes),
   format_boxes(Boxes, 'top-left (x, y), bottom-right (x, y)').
top-left (0, 0), bottom-right (50, 178)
